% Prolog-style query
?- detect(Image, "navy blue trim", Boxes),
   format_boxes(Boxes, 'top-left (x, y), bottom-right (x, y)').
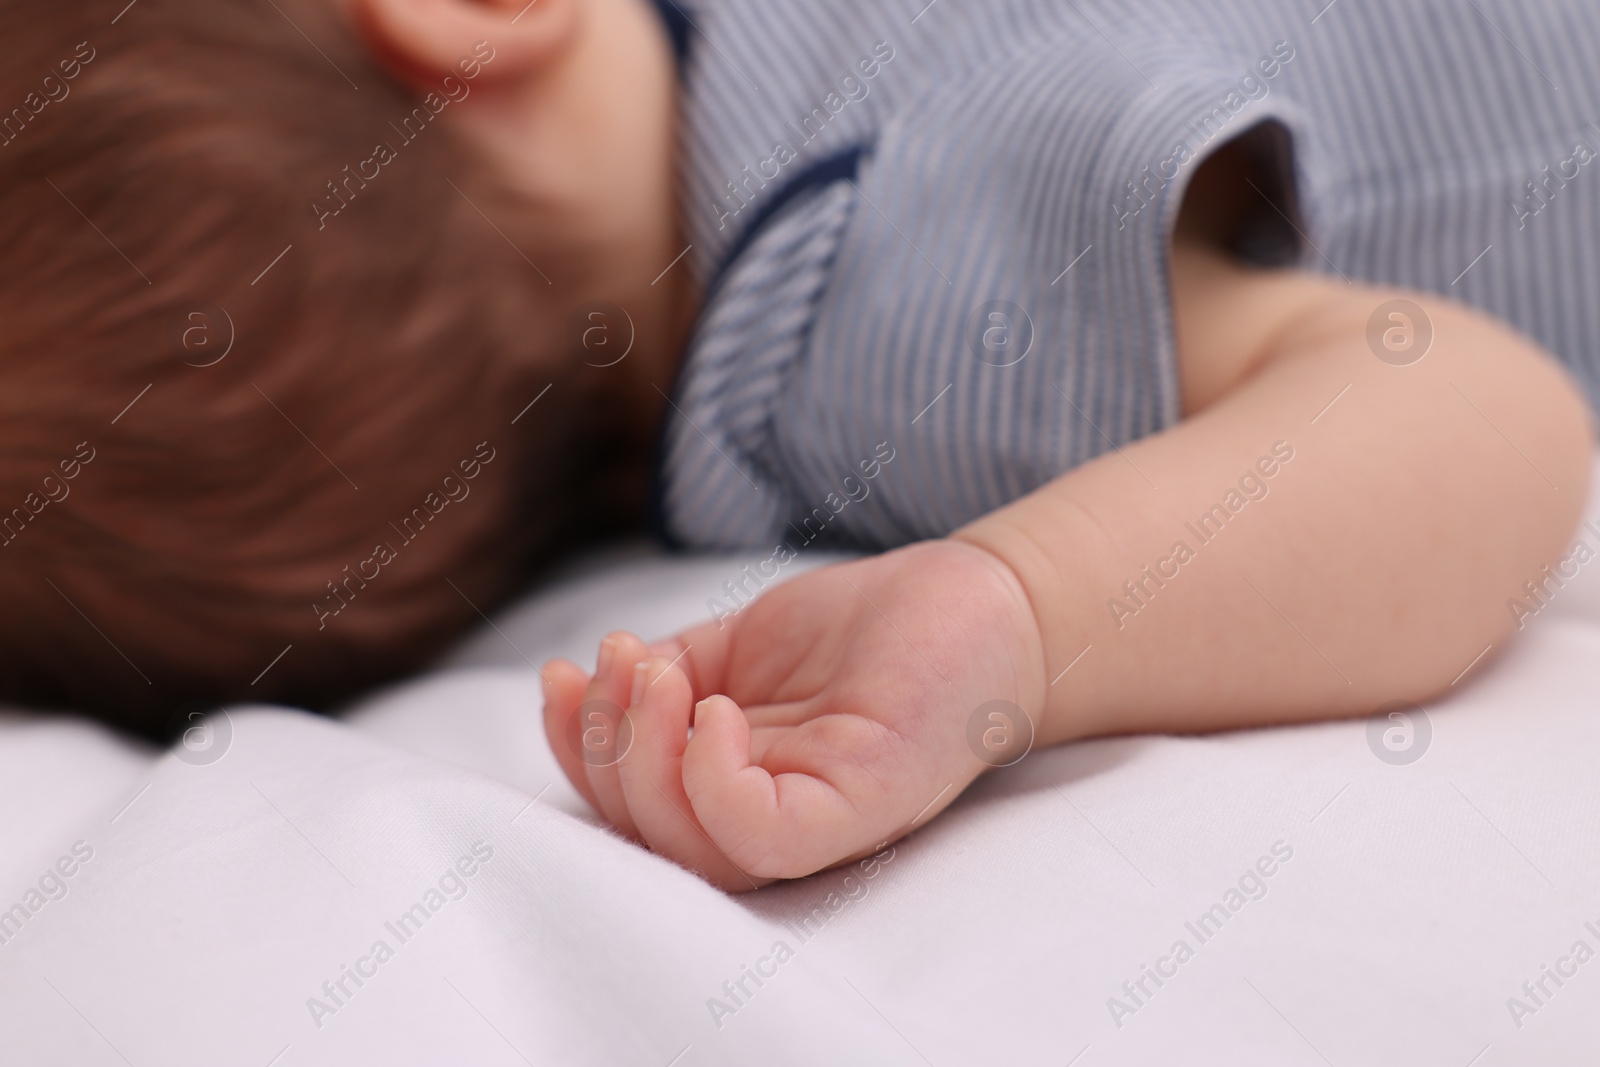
top-left (646, 145), bottom-right (869, 549)
top-left (652, 0), bottom-right (694, 69)
top-left (702, 145), bottom-right (866, 308)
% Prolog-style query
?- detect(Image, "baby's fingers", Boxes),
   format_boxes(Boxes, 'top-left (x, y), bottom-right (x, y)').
top-left (618, 658), bottom-right (770, 892)
top-left (682, 698), bottom-right (882, 880)
top-left (539, 659), bottom-right (604, 817)
top-left (577, 631), bottom-right (649, 841)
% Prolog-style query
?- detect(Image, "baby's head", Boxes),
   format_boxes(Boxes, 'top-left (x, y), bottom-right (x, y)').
top-left (0, 0), bottom-right (683, 735)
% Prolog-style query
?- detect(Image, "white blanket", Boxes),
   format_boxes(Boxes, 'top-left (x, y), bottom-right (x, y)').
top-left (3, 470), bottom-right (1600, 1065)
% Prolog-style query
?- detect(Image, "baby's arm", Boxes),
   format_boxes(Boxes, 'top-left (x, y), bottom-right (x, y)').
top-left (956, 234), bottom-right (1593, 751)
top-left (543, 180), bottom-right (1593, 890)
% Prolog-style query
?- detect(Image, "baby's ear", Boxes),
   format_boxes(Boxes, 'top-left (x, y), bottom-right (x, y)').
top-left (347, 0), bottom-right (579, 89)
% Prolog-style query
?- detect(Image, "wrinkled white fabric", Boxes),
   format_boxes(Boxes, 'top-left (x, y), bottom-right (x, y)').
top-left (2, 467), bottom-right (1599, 1065)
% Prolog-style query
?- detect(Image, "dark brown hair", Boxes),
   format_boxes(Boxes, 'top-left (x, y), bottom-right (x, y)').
top-left (0, 0), bottom-right (635, 735)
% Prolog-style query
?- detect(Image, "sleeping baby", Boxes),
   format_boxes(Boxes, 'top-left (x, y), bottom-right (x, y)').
top-left (2, 0), bottom-right (1594, 889)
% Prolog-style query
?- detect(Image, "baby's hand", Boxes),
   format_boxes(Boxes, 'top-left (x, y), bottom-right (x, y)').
top-left (540, 540), bottom-right (1047, 891)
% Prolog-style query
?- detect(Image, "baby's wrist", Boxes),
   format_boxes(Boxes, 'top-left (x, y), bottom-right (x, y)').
top-left (950, 508), bottom-right (1103, 749)
top-left (938, 532), bottom-right (1053, 743)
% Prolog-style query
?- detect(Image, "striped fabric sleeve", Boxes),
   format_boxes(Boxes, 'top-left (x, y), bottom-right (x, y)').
top-left (761, 54), bottom-right (1313, 551)
top-left (655, 0), bottom-right (1600, 557)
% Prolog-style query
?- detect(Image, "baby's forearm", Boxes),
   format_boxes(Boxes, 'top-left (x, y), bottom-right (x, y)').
top-left (955, 266), bottom-right (1594, 746)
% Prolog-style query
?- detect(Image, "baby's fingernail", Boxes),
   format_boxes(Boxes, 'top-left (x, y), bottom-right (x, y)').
top-left (693, 698), bottom-right (710, 730)
top-left (630, 661), bottom-right (650, 706)
top-left (597, 636), bottom-right (617, 678)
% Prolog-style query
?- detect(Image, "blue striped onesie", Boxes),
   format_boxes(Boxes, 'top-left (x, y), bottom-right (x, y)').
top-left (653, 0), bottom-right (1600, 551)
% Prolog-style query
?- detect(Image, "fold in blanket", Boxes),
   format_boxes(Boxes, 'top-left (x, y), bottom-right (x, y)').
top-left (0, 709), bottom-right (925, 1066)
